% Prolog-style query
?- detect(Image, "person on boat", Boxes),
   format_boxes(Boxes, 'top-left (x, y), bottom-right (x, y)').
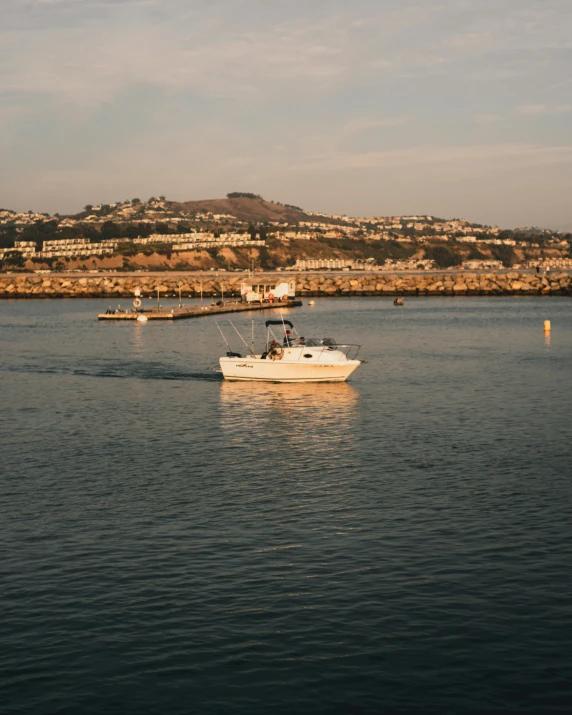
top-left (296, 336), bottom-right (306, 345)
top-left (267, 339), bottom-right (284, 360)
top-left (283, 330), bottom-right (294, 346)
top-left (263, 339), bottom-right (279, 359)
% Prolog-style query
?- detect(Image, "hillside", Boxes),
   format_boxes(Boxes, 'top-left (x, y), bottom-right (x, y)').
top-left (1, 192), bottom-right (571, 273)
top-left (174, 196), bottom-right (338, 225)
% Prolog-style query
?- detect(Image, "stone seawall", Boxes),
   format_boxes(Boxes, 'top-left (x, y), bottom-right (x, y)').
top-left (1, 271), bottom-right (571, 298)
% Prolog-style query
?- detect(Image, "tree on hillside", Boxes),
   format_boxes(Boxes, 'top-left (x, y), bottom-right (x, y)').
top-left (491, 244), bottom-right (516, 267)
top-left (1, 250), bottom-right (25, 267)
top-left (227, 192), bottom-right (262, 200)
top-left (467, 245), bottom-right (488, 260)
top-left (122, 223), bottom-right (152, 239)
top-left (257, 246), bottom-right (281, 270)
top-left (57, 226), bottom-right (81, 240)
top-left (101, 221), bottom-right (122, 240)
top-left (0, 234), bottom-right (16, 249)
top-left (424, 245), bottom-right (462, 268)
top-left (172, 221), bottom-right (191, 234)
top-left (20, 219), bottom-right (59, 250)
top-left (155, 221), bottom-right (173, 235)
top-left (77, 224), bottom-right (100, 241)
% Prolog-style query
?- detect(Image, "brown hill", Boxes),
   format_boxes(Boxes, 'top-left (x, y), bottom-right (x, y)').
top-left (173, 196), bottom-right (338, 225)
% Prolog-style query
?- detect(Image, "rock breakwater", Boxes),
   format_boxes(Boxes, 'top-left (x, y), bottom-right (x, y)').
top-left (1, 271), bottom-right (570, 298)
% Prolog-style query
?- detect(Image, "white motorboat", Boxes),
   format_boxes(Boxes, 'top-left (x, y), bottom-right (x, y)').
top-left (218, 319), bottom-right (364, 383)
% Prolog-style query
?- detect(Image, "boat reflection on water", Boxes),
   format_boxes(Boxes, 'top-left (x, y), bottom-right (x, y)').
top-left (219, 381), bottom-right (360, 454)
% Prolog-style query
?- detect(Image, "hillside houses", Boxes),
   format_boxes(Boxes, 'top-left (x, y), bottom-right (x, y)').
top-left (1, 196), bottom-right (570, 271)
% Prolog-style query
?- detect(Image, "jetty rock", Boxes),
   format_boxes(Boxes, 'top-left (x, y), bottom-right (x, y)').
top-left (0, 271), bottom-right (570, 299)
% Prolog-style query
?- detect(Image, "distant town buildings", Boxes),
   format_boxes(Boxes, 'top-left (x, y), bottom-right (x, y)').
top-left (383, 258), bottom-right (437, 271)
top-left (289, 258), bottom-right (377, 271)
top-left (1, 197), bottom-right (570, 270)
top-left (526, 257), bottom-right (572, 269)
top-left (462, 259), bottom-right (504, 270)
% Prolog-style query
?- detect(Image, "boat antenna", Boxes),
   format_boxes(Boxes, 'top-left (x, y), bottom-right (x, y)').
top-left (214, 320), bottom-right (233, 353)
top-left (251, 320), bottom-right (255, 355)
top-left (280, 311), bottom-right (287, 337)
top-left (228, 320), bottom-right (255, 356)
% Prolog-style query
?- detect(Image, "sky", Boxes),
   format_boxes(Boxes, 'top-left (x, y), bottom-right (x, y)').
top-left (1, 0), bottom-right (572, 229)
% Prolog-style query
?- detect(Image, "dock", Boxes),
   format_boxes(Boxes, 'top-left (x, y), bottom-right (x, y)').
top-left (98, 300), bottom-right (303, 321)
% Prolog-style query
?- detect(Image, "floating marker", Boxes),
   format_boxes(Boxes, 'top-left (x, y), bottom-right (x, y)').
top-left (544, 320), bottom-right (551, 333)
top-left (308, 300), bottom-right (315, 306)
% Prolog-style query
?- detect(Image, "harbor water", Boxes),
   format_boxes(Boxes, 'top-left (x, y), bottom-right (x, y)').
top-left (1, 297), bottom-right (572, 714)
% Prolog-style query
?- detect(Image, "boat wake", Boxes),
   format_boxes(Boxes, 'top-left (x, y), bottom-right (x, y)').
top-left (0, 360), bottom-right (223, 382)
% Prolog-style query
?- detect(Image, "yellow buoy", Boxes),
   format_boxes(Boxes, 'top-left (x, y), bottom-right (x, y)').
top-left (544, 320), bottom-right (551, 333)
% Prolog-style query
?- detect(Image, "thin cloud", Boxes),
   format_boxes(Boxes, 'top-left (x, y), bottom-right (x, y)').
top-left (3, 0), bottom-right (571, 108)
top-left (473, 113), bottom-right (504, 123)
top-left (516, 104), bottom-right (572, 115)
top-left (286, 144), bottom-right (572, 174)
top-left (344, 116), bottom-right (411, 132)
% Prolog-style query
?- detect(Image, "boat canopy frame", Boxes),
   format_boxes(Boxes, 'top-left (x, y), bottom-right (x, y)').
top-left (265, 319), bottom-right (294, 329)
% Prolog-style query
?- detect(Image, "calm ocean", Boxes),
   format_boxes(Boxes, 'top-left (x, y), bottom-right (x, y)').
top-left (1, 297), bottom-right (572, 714)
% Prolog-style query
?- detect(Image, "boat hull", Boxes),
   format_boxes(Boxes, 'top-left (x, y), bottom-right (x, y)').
top-left (219, 357), bottom-right (361, 382)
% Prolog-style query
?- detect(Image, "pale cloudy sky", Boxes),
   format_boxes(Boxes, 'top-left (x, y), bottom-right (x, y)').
top-left (1, 0), bottom-right (572, 228)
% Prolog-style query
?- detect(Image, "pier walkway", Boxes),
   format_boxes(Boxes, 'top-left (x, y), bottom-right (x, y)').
top-left (98, 300), bottom-right (303, 321)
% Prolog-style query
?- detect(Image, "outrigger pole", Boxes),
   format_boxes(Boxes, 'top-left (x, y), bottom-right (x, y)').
top-left (228, 320), bottom-right (255, 356)
top-left (215, 320), bottom-right (234, 354)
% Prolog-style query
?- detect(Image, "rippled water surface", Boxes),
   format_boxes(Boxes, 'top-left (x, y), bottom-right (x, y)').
top-left (2, 297), bottom-right (572, 714)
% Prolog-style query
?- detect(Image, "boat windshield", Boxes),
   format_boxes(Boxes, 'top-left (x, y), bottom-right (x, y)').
top-left (262, 335), bottom-right (361, 360)
top-left (303, 337), bottom-right (337, 347)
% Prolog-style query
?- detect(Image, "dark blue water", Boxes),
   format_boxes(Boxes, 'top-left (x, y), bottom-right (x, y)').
top-left (2, 297), bottom-right (572, 714)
